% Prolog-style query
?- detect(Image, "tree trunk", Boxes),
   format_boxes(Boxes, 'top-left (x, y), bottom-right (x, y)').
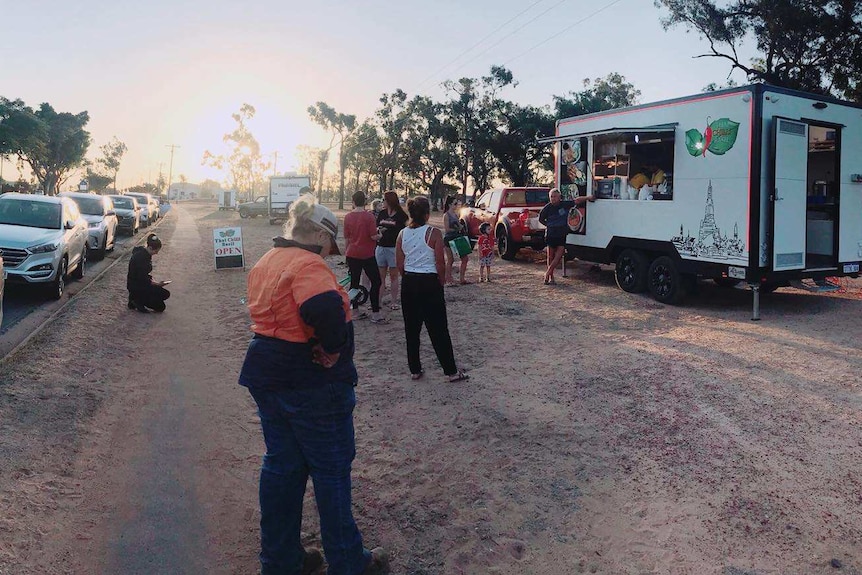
top-left (338, 148), bottom-right (346, 210)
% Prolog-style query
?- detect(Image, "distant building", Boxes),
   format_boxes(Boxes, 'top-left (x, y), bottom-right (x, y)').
top-left (168, 182), bottom-right (201, 200)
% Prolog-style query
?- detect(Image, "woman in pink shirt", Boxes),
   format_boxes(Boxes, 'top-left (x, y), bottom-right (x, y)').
top-left (344, 191), bottom-right (386, 323)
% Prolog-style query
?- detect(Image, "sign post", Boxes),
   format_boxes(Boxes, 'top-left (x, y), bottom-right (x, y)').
top-left (213, 227), bottom-right (245, 270)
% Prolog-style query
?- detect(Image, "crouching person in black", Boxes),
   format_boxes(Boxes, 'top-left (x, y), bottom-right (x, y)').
top-left (127, 233), bottom-right (170, 313)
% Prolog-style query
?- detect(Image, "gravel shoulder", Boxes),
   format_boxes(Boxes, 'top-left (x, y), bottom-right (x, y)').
top-left (1, 202), bottom-right (861, 575)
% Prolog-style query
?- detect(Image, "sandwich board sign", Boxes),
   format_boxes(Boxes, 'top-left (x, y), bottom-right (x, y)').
top-left (213, 227), bottom-right (245, 270)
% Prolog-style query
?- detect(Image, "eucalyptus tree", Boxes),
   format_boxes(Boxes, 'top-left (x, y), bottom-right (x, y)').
top-left (202, 104), bottom-right (270, 200)
top-left (655, 0), bottom-right (862, 100)
top-left (308, 102), bottom-right (356, 208)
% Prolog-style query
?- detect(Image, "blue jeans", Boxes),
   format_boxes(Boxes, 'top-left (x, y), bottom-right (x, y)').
top-left (249, 384), bottom-right (372, 575)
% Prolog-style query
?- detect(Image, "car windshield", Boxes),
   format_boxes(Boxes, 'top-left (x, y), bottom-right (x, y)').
top-left (0, 199), bottom-right (62, 229)
top-left (505, 190), bottom-right (549, 205)
top-left (112, 197), bottom-right (133, 209)
top-left (74, 197), bottom-right (105, 215)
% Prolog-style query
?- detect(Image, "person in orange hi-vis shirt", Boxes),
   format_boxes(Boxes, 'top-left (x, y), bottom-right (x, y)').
top-left (238, 195), bottom-right (389, 575)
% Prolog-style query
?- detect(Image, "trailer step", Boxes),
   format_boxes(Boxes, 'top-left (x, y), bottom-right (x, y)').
top-left (790, 279), bottom-right (841, 293)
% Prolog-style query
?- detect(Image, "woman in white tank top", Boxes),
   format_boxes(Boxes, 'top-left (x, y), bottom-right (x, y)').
top-left (395, 197), bottom-right (469, 383)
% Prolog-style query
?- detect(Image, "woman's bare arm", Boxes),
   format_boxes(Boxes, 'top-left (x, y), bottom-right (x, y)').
top-left (429, 227), bottom-right (446, 285)
top-left (395, 231), bottom-right (405, 275)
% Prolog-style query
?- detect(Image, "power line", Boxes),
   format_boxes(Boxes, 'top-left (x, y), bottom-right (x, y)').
top-left (332, 0), bottom-right (621, 163)
top-left (446, 0), bottom-right (572, 79)
top-left (410, 0), bottom-right (548, 94)
top-left (503, 0), bottom-right (627, 66)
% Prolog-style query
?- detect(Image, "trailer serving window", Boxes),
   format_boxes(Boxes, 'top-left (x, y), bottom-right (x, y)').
top-left (591, 129), bottom-right (675, 201)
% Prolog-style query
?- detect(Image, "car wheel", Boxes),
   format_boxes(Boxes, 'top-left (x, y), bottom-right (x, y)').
top-left (50, 257), bottom-right (67, 300)
top-left (95, 234), bottom-right (107, 260)
top-left (70, 247), bottom-right (86, 280)
top-left (615, 249), bottom-right (649, 293)
top-left (239, 209), bottom-right (249, 219)
top-left (496, 226), bottom-right (517, 261)
top-left (647, 255), bottom-right (688, 304)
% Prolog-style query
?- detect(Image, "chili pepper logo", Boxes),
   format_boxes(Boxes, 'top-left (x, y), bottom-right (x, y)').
top-left (686, 117), bottom-right (740, 157)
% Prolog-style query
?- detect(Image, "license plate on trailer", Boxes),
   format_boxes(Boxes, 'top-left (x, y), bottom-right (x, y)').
top-left (843, 263), bottom-right (860, 273)
top-left (728, 266), bottom-right (746, 280)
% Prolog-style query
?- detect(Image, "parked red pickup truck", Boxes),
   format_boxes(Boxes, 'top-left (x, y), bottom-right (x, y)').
top-left (458, 187), bottom-right (551, 260)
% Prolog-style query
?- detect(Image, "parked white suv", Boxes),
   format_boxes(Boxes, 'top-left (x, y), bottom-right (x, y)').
top-left (0, 193), bottom-right (89, 299)
top-left (59, 192), bottom-right (118, 260)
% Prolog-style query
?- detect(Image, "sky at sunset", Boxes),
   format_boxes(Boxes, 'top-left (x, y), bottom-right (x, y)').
top-left (1, 0), bottom-right (754, 189)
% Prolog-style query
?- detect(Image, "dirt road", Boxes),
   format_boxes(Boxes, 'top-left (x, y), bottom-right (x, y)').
top-left (1, 202), bottom-right (862, 574)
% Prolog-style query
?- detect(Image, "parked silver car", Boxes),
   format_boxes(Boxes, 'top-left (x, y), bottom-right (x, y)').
top-left (1, 254), bottom-right (5, 327)
top-left (0, 193), bottom-right (88, 299)
top-left (125, 192), bottom-right (157, 226)
top-left (59, 192), bottom-right (118, 260)
top-left (109, 195), bottom-right (140, 235)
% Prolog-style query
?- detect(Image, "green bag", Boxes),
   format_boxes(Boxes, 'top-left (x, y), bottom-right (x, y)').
top-left (449, 235), bottom-right (473, 258)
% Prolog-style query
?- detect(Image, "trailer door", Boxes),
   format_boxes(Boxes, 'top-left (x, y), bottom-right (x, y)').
top-left (772, 118), bottom-right (808, 271)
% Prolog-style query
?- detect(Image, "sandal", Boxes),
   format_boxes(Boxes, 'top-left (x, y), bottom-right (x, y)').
top-left (389, 304), bottom-right (400, 310)
top-left (411, 371), bottom-right (424, 381)
top-left (448, 370), bottom-right (470, 383)
top-left (353, 311), bottom-right (369, 320)
top-left (548, 278), bottom-right (557, 285)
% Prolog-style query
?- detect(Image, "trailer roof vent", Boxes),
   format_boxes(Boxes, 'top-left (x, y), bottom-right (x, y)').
top-left (812, 102), bottom-right (828, 110)
top-left (778, 120), bottom-right (806, 136)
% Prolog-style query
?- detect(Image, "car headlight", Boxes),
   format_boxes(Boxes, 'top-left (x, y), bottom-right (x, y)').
top-left (29, 242), bottom-right (60, 254)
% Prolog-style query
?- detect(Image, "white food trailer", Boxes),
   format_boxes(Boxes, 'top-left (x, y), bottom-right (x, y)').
top-left (218, 190), bottom-right (237, 210)
top-left (542, 84), bottom-right (862, 317)
top-left (269, 175), bottom-right (311, 225)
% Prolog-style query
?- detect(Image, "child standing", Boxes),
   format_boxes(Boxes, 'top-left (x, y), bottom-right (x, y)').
top-left (477, 222), bottom-right (494, 283)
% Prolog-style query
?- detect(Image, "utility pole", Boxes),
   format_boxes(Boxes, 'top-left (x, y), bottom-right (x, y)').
top-left (166, 144), bottom-right (180, 200)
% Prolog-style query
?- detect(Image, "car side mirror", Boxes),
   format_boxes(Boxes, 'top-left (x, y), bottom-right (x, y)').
top-left (64, 220), bottom-right (75, 230)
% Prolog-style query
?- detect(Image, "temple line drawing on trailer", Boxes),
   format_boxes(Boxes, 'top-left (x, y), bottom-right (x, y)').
top-left (671, 181), bottom-right (745, 261)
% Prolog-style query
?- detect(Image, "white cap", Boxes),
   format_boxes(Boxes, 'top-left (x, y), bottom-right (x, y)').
top-left (308, 204), bottom-right (341, 255)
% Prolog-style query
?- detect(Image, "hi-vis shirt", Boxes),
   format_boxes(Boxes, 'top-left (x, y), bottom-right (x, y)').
top-left (247, 239), bottom-right (352, 344)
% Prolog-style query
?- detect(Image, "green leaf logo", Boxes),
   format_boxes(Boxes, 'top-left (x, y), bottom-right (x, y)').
top-left (706, 117), bottom-right (740, 155)
top-left (685, 118), bottom-right (740, 157)
top-left (685, 129), bottom-right (704, 157)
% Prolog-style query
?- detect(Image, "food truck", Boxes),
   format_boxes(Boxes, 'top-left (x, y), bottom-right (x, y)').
top-left (541, 84), bottom-right (862, 316)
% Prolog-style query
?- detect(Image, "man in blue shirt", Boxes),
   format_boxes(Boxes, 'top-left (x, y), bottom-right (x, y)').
top-left (538, 188), bottom-right (594, 285)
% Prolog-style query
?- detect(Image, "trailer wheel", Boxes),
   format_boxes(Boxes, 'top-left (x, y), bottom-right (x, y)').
top-left (615, 249), bottom-right (649, 293)
top-left (647, 256), bottom-right (688, 304)
top-left (496, 226), bottom-right (518, 260)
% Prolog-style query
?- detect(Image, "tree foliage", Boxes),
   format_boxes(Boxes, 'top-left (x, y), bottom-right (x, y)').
top-left (203, 104), bottom-right (271, 200)
top-left (553, 74), bottom-right (641, 118)
top-left (308, 102), bottom-right (356, 209)
top-left (96, 136), bottom-right (127, 192)
top-left (303, 67), bottom-right (641, 203)
top-left (0, 98), bottom-right (90, 195)
top-left (655, 0), bottom-right (862, 100)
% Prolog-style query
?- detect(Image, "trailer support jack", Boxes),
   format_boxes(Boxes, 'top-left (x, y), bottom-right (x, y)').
top-left (750, 283), bottom-right (761, 321)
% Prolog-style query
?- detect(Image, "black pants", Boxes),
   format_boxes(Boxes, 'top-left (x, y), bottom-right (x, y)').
top-left (347, 256), bottom-right (381, 312)
top-left (401, 273), bottom-right (456, 376)
top-left (130, 285), bottom-right (171, 312)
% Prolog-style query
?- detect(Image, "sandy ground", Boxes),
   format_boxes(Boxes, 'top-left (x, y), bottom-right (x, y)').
top-left (1, 202), bottom-right (862, 575)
